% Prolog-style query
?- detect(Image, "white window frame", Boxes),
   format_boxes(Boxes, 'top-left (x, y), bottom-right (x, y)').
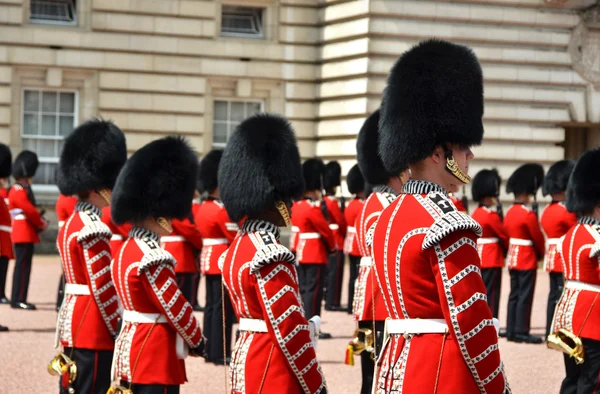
top-left (21, 88), bottom-right (79, 189)
top-left (29, 0), bottom-right (78, 26)
top-left (220, 5), bottom-right (265, 39)
top-left (212, 99), bottom-right (264, 149)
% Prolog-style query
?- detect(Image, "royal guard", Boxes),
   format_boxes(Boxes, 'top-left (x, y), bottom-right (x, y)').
top-left (9, 150), bottom-right (48, 310)
top-left (541, 160), bottom-right (577, 338)
top-left (504, 163), bottom-right (545, 344)
top-left (110, 136), bottom-right (206, 393)
top-left (371, 40), bottom-right (510, 393)
top-left (218, 114), bottom-right (326, 394)
top-left (292, 158), bottom-right (336, 338)
top-left (53, 119), bottom-right (127, 394)
top-left (323, 161), bottom-right (347, 312)
top-left (0, 143), bottom-right (12, 332)
top-left (471, 169), bottom-right (509, 319)
top-left (194, 149), bottom-right (238, 365)
top-left (343, 164), bottom-right (365, 314)
top-left (101, 205), bottom-right (132, 257)
top-left (190, 184), bottom-right (203, 312)
top-left (55, 193), bottom-right (78, 310)
top-left (351, 109), bottom-right (404, 394)
top-left (289, 200), bottom-right (300, 256)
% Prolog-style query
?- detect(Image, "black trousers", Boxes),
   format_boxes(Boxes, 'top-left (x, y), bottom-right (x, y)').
top-left (347, 255), bottom-right (360, 312)
top-left (59, 348), bottom-right (113, 394)
top-left (11, 243), bottom-right (34, 304)
top-left (176, 272), bottom-right (195, 305)
top-left (192, 271), bottom-right (201, 308)
top-left (203, 274), bottom-right (235, 363)
top-left (481, 267), bottom-right (502, 319)
top-left (56, 274), bottom-right (65, 309)
top-left (506, 269), bottom-right (537, 336)
top-left (0, 256), bottom-right (8, 298)
top-left (560, 338), bottom-right (600, 394)
top-left (325, 250), bottom-right (345, 308)
top-left (547, 272), bottom-right (564, 336)
top-left (297, 264), bottom-right (325, 318)
top-left (119, 381), bottom-right (180, 394)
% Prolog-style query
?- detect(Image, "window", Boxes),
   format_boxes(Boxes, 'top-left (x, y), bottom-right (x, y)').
top-left (21, 89), bottom-right (77, 185)
top-left (212, 100), bottom-right (263, 148)
top-left (221, 6), bottom-right (264, 39)
top-left (30, 0), bottom-right (77, 25)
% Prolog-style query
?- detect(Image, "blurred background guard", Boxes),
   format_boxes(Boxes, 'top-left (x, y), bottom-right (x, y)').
top-left (292, 158), bottom-right (336, 339)
top-left (54, 193), bottom-right (77, 311)
top-left (194, 149), bottom-right (237, 365)
top-left (323, 161), bottom-right (347, 312)
top-left (100, 205), bottom-right (132, 258)
top-left (0, 143), bottom-right (12, 331)
top-left (54, 119), bottom-right (127, 394)
top-left (540, 160), bottom-right (577, 339)
top-left (218, 114), bottom-right (327, 394)
top-left (110, 136), bottom-right (206, 393)
top-left (550, 148), bottom-right (600, 394)
top-left (504, 163), bottom-right (546, 344)
top-left (471, 169), bottom-right (509, 319)
top-left (342, 164), bottom-right (365, 314)
top-left (9, 150), bottom-right (48, 310)
top-left (190, 182), bottom-right (203, 312)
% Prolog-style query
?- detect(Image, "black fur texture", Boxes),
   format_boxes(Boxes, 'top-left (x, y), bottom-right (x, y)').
top-left (12, 150), bottom-right (39, 179)
top-left (542, 160), bottom-right (575, 196)
top-left (566, 148), bottom-right (600, 215)
top-left (324, 161), bottom-right (342, 191)
top-left (56, 119), bottom-right (127, 195)
top-left (198, 150), bottom-right (223, 194)
top-left (303, 158), bottom-right (325, 192)
top-left (111, 136), bottom-right (197, 224)
top-left (506, 163), bottom-right (544, 196)
top-left (357, 110), bottom-right (394, 185)
top-left (218, 113), bottom-right (303, 222)
top-left (346, 164), bottom-right (364, 195)
top-left (471, 169), bottom-right (501, 202)
top-left (0, 143), bottom-right (11, 178)
top-left (379, 39), bottom-right (484, 174)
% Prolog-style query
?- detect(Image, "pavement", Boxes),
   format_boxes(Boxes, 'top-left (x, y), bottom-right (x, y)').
top-left (1, 255), bottom-right (564, 394)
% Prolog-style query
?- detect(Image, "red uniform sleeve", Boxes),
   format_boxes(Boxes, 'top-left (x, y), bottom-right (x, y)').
top-left (526, 212), bottom-right (545, 258)
top-left (564, 211), bottom-right (578, 230)
top-left (430, 230), bottom-right (509, 393)
top-left (488, 213), bottom-right (509, 251)
top-left (254, 261), bottom-right (326, 394)
top-left (217, 208), bottom-right (239, 242)
top-left (172, 218), bottom-right (203, 250)
top-left (328, 199), bottom-right (347, 238)
top-left (309, 205), bottom-right (336, 252)
top-left (141, 262), bottom-right (203, 348)
top-left (10, 187), bottom-right (44, 228)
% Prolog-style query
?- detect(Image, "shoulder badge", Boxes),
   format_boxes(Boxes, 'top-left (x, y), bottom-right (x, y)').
top-left (250, 230), bottom-right (296, 272)
top-left (13, 184), bottom-right (23, 192)
top-left (589, 225), bottom-right (600, 258)
top-left (136, 238), bottom-right (176, 272)
top-left (77, 211), bottom-right (112, 243)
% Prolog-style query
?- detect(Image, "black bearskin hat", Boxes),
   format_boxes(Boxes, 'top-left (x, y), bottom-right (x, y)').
top-left (347, 164), bottom-right (364, 195)
top-left (471, 169), bottom-right (501, 202)
top-left (198, 150), bottom-right (222, 194)
top-left (324, 161), bottom-right (342, 191)
top-left (111, 136), bottom-right (197, 224)
top-left (566, 148), bottom-right (600, 215)
top-left (0, 143), bottom-right (11, 178)
top-left (303, 158), bottom-right (325, 192)
top-left (195, 160), bottom-right (203, 192)
top-left (218, 114), bottom-right (303, 222)
top-left (357, 110), bottom-right (395, 185)
top-left (56, 119), bottom-right (127, 196)
top-left (12, 150), bottom-right (39, 179)
top-left (379, 39), bottom-right (484, 174)
top-left (506, 163), bottom-right (544, 196)
top-left (543, 160), bottom-right (575, 196)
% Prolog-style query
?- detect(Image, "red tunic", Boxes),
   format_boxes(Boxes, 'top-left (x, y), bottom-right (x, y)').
top-left (194, 197), bottom-right (238, 275)
top-left (162, 216), bottom-right (203, 274)
top-left (324, 195), bottom-right (346, 250)
top-left (112, 228), bottom-right (203, 385)
top-left (471, 206), bottom-right (508, 269)
top-left (101, 206), bottom-right (132, 257)
top-left (55, 194), bottom-right (77, 229)
top-left (0, 197), bottom-right (13, 259)
top-left (552, 217), bottom-right (600, 341)
top-left (372, 180), bottom-right (509, 394)
top-left (56, 202), bottom-right (119, 350)
top-left (221, 220), bottom-right (326, 394)
top-left (8, 183), bottom-right (44, 244)
top-left (353, 189), bottom-right (395, 322)
top-left (343, 197), bottom-right (364, 256)
top-left (0, 188), bottom-right (7, 199)
top-left (450, 194), bottom-right (467, 212)
top-left (290, 199), bottom-right (335, 264)
top-left (503, 203), bottom-right (545, 270)
top-left (540, 202), bottom-right (577, 273)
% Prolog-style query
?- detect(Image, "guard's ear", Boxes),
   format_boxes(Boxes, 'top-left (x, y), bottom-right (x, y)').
top-left (431, 146), bottom-right (445, 165)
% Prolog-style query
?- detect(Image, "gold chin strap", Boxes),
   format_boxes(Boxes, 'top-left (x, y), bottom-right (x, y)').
top-left (275, 201), bottom-right (291, 227)
top-left (446, 156), bottom-right (471, 184)
top-left (156, 217), bottom-right (173, 234)
top-left (98, 189), bottom-right (111, 205)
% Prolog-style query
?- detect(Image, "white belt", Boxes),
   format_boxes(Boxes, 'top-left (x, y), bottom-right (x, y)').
top-left (291, 226), bottom-right (300, 232)
top-left (509, 238), bottom-right (533, 246)
top-left (203, 238), bottom-right (229, 246)
top-left (122, 310), bottom-right (168, 324)
top-left (386, 319), bottom-right (449, 334)
top-left (565, 281), bottom-right (600, 293)
top-left (64, 283), bottom-right (90, 295)
top-left (161, 235), bottom-right (185, 243)
top-left (239, 318), bottom-right (268, 332)
top-left (347, 226), bottom-right (356, 234)
top-left (547, 238), bottom-right (561, 246)
top-left (111, 235), bottom-right (124, 241)
top-left (13, 214), bottom-right (26, 220)
top-left (58, 221), bottom-right (65, 228)
top-left (477, 237), bottom-right (499, 245)
top-left (299, 233), bottom-right (321, 240)
top-left (329, 224), bottom-right (339, 230)
top-left (359, 256), bottom-right (372, 267)
top-left (0, 225), bottom-right (11, 232)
